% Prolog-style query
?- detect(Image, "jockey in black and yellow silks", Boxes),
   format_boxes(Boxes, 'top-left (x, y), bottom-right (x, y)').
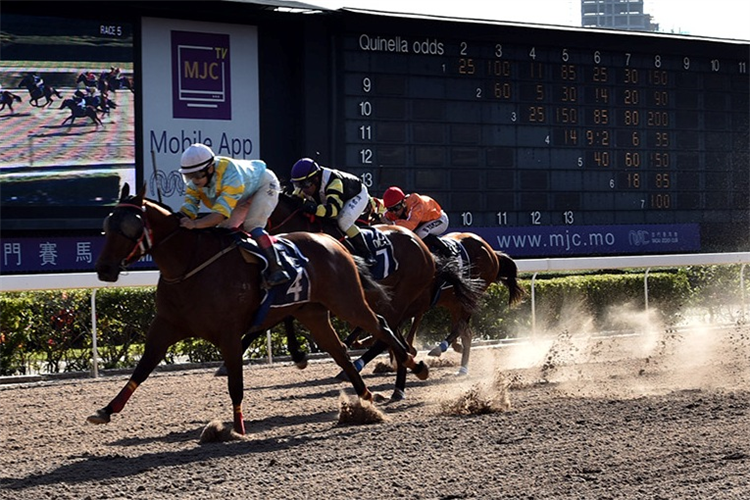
top-left (290, 158), bottom-right (376, 266)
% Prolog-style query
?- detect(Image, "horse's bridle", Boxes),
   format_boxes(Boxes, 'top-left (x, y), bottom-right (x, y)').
top-left (103, 202), bottom-right (154, 267)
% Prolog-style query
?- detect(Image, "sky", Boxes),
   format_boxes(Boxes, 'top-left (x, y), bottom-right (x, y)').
top-left (304, 0), bottom-right (750, 41)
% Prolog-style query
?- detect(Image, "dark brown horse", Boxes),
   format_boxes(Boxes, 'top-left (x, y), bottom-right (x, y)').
top-left (344, 231), bottom-right (522, 392)
top-left (87, 184), bottom-right (428, 435)
top-left (259, 193), bottom-right (483, 399)
top-left (59, 98), bottom-right (103, 127)
top-left (19, 74), bottom-right (62, 107)
top-left (0, 91), bottom-right (22, 114)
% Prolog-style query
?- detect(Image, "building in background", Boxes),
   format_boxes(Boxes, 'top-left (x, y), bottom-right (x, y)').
top-left (581, 0), bottom-right (659, 31)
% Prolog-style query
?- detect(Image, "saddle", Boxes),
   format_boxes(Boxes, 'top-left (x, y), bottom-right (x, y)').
top-left (231, 232), bottom-right (311, 329)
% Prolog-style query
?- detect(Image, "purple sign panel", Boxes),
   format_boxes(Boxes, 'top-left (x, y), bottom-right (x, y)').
top-left (459, 224), bottom-right (701, 257)
top-left (1, 237), bottom-right (155, 275)
top-left (171, 30), bottom-right (231, 120)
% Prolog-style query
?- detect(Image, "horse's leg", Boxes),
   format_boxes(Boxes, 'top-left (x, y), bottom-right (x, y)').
top-left (86, 316), bottom-right (177, 425)
top-left (218, 335), bottom-right (247, 435)
top-left (457, 319), bottom-right (472, 376)
top-left (214, 327), bottom-right (263, 376)
top-left (343, 326), bottom-right (364, 348)
top-left (335, 339), bottom-right (388, 381)
top-left (295, 305), bottom-right (372, 402)
top-left (284, 316), bottom-right (308, 369)
top-left (214, 317), bottom-right (307, 377)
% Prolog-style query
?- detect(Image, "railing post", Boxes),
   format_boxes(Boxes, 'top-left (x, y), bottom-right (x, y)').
top-left (741, 263), bottom-right (747, 320)
top-left (266, 330), bottom-right (273, 364)
top-left (644, 268), bottom-right (650, 316)
top-left (531, 272), bottom-right (538, 336)
top-left (90, 289), bottom-right (99, 378)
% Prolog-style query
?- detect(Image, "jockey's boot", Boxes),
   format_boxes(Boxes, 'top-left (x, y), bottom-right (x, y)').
top-left (254, 235), bottom-right (291, 287)
top-left (424, 234), bottom-right (451, 258)
top-left (349, 232), bottom-right (377, 266)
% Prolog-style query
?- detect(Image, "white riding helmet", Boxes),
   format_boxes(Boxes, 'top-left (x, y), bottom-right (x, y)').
top-left (179, 143), bottom-right (215, 173)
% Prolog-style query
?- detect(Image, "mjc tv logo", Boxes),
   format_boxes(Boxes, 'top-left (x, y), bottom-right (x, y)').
top-left (171, 30), bottom-right (232, 120)
top-left (183, 47), bottom-right (228, 81)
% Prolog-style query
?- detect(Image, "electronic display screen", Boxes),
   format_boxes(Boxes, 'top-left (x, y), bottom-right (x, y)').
top-left (338, 19), bottom-right (750, 257)
top-left (0, 14), bottom-right (135, 231)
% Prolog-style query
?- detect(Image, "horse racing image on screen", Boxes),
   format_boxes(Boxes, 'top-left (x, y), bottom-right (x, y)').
top-left (0, 14), bottom-right (135, 231)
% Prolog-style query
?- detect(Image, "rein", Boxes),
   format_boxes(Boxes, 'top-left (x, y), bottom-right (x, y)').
top-left (159, 240), bottom-right (238, 285)
top-left (267, 207), bottom-right (321, 233)
top-left (115, 201), bottom-right (238, 284)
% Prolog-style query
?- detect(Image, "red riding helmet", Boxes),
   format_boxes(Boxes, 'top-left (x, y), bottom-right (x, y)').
top-left (383, 186), bottom-right (406, 208)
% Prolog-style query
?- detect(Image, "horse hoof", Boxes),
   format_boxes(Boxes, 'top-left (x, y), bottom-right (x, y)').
top-left (86, 409), bottom-right (111, 424)
top-left (334, 370), bottom-right (350, 382)
top-left (456, 366), bottom-right (469, 376)
top-left (427, 346), bottom-right (442, 357)
top-left (214, 365), bottom-right (228, 377)
top-left (413, 360), bottom-right (429, 381)
top-left (390, 389), bottom-right (406, 402)
top-left (292, 352), bottom-right (308, 370)
top-left (372, 391), bottom-right (389, 403)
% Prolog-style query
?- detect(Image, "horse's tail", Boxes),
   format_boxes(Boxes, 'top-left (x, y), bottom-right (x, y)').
top-left (495, 251), bottom-right (525, 307)
top-left (434, 256), bottom-right (485, 314)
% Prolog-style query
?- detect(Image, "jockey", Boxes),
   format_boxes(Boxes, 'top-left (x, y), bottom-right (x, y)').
top-left (290, 157), bottom-right (376, 266)
top-left (382, 186), bottom-right (451, 256)
top-left (179, 143), bottom-right (291, 287)
top-left (363, 196), bottom-right (388, 225)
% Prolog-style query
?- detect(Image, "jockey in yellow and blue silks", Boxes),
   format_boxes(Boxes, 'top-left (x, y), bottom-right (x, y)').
top-left (179, 143), bottom-right (290, 287)
top-left (290, 158), bottom-right (376, 266)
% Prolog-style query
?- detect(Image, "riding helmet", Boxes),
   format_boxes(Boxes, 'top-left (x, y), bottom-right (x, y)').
top-left (383, 186), bottom-right (406, 208)
top-left (180, 143), bottom-right (215, 173)
top-left (290, 158), bottom-right (322, 182)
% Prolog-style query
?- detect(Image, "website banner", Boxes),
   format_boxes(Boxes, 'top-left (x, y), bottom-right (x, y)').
top-left (464, 224), bottom-right (701, 257)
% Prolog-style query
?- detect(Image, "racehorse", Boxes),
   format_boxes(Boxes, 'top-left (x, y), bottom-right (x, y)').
top-left (87, 184), bottom-right (428, 434)
top-left (0, 91), bottom-right (21, 114)
top-left (258, 192), bottom-right (483, 398)
top-left (418, 232), bottom-right (524, 375)
top-left (98, 67), bottom-right (135, 94)
top-left (76, 72), bottom-right (99, 90)
top-left (59, 98), bottom-right (103, 127)
top-left (19, 74), bottom-right (62, 107)
top-left (340, 231), bottom-right (523, 394)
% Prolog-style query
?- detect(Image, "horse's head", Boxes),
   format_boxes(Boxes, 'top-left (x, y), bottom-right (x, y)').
top-left (95, 183), bottom-right (151, 282)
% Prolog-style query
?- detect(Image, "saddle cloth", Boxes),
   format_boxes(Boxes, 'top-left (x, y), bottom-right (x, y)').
top-left (359, 226), bottom-right (398, 280)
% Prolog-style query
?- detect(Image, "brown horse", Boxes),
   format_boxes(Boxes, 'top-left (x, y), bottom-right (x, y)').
top-left (418, 232), bottom-right (525, 375)
top-left (87, 184), bottom-right (428, 435)
top-left (19, 74), bottom-right (62, 107)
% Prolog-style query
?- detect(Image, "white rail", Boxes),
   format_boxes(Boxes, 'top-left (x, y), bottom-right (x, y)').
top-left (3, 252), bottom-right (750, 376)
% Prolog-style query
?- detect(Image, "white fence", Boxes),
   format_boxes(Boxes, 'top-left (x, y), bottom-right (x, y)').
top-left (3, 252), bottom-right (750, 377)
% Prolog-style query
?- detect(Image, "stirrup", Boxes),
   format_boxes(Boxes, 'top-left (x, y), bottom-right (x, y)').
top-left (265, 269), bottom-right (291, 287)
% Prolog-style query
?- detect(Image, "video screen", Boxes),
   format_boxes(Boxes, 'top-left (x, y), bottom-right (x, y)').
top-left (0, 14), bottom-right (135, 231)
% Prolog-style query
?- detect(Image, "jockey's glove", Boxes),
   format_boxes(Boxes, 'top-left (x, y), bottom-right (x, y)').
top-left (301, 201), bottom-right (318, 215)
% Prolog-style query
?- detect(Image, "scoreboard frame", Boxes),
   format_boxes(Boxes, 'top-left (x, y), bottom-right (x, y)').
top-left (331, 13), bottom-right (749, 258)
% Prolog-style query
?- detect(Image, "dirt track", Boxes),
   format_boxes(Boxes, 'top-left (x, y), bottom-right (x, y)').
top-left (1, 328), bottom-right (749, 500)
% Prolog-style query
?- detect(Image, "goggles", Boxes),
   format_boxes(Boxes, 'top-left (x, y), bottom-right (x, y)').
top-left (294, 179), bottom-right (316, 189)
top-left (387, 201), bottom-right (404, 213)
top-left (184, 169), bottom-right (209, 182)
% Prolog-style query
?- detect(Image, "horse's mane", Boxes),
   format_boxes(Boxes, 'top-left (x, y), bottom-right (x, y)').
top-left (144, 197), bottom-right (176, 214)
